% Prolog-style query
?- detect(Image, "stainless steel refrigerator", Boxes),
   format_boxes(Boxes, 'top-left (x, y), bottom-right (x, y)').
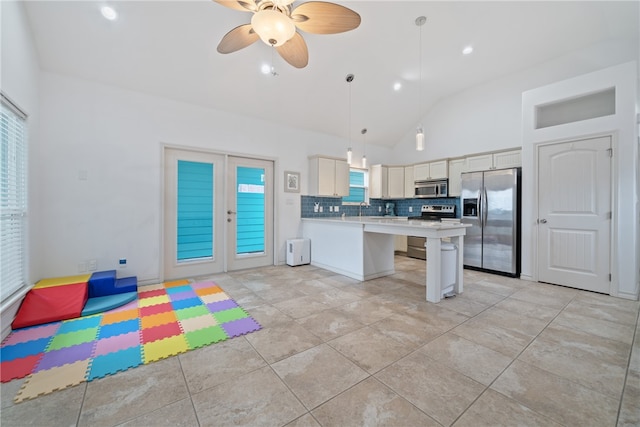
top-left (460, 168), bottom-right (521, 277)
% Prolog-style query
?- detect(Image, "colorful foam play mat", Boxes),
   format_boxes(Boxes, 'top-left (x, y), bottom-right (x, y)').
top-left (0, 280), bottom-right (261, 403)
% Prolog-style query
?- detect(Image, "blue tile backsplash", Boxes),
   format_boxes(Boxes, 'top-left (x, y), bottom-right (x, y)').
top-left (301, 196), bottom-right (461, 218)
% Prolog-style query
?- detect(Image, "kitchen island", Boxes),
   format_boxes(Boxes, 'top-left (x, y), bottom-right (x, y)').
top-left (301, 217), bottom-right (471, 303)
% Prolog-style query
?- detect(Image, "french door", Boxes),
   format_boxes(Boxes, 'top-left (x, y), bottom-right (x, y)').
top-left (164, 148), bottom-right (274, 280)
top-left (537, 136), bottom-right (611, 293)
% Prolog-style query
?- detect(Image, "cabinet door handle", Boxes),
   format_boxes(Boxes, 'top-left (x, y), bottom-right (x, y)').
top-left (539, 219), bottom-right (547, 224)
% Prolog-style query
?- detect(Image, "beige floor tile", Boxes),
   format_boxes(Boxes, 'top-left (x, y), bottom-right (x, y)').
top-left (310, 288), bottom-right (362, 308)
top-left (452, 317), bottom-right (534, 358)
top-left (285, 413), bottom-right (320, 427)
top-left (1, 382), bottom-right (86, 427)
top-left (453, 389), bottom-right (562, 427)
top-left (509, 286), bottom-right (575, 309)
top-left (434, 293), bottom-right (494, 317)
top-left (420, 333), bottom-right (513, 386)
top-left (271, 343), bottom-right (369, 409)
top-left (246, 304), bottom-right (293, 328)
top-left (369, 312), bottom-right (449, 348)
top-left (329, 326), bottom-right (415, 374)
top-left (191, 366), bottom-right (306, 426)
top-left (469, 278), bottom-right (522, 297)
top-left (618, 370), bottom-right (640, 427)
top-left (518, 324), bottom-right (630, 398)
top-left (244, 320), bottom-right (322, 363)
top-left (312, 377), bottom-right (440, 426)
top-left (551, 309), bottom-right (636, 345)
top-left (78, 357), bottom-right (190, 427)
top-left (334, 298), bottom-right (397, 325)
top-left (494, 297), bottom-right (561, 323)
top-left (1, 378), bottom-right (24, 409)
top-left (473, 306), bottom-right (550, 337)
top-left (274, 294), bottom-right (332, 319)
top-left (491, 360), bottom-right (619, 426)
top-left (295, 308), bottom-right (365, 341)
top-left (375, 351), bottom-right (485, 426)
top-left (178, 336), bottom-right (266, 394)
top-left (119, 398), bottom-right (198, 427)
top-left (404, 303), bottom-right (470, 331)
top-left (563, 293), bottom-right (639, 326)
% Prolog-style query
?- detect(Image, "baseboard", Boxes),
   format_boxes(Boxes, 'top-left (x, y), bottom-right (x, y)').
top-left (1, 287), bottom-right (30, 340)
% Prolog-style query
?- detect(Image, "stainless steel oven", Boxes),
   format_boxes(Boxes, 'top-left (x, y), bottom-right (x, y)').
top-left (406, 204), bottom-right (456, 260)
top-left (414, 179), bottom-right (448, 198)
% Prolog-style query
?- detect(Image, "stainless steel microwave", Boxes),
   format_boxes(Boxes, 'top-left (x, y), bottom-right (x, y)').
top-left (414, 179), bottom-right (448, 198)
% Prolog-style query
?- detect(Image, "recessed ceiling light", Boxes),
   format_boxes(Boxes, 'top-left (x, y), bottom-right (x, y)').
top-left (393, 82), bottom-right (402, 91)
top-left (101, 6), bottom-right (117, 21)
top-left (462, 46), bottom-right (473, 55)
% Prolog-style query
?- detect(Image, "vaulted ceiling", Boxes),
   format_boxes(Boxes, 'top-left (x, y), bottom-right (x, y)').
top-left (23, 1), bottom-right (639, 147)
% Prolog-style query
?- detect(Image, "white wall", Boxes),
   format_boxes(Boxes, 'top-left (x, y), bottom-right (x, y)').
top-left (0, 0), bottom-right (41, 337)
top-left (389, 39), bottom-right (639, 163)
top-left (37, 72), bottom-right (394, 283)
top-left (522, 61), bottom-right (639, 300)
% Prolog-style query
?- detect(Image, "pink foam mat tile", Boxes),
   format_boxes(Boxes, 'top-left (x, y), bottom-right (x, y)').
top-left (93, 331), bottom-right (140, 356)
top-left (2, 323), bottom-right (60, 346)
top-left (190, 281), bottom-right (218, 290)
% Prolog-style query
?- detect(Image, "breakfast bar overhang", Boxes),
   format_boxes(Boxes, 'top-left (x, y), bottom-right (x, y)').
top-left (301, 217), bottom-right (471, 303)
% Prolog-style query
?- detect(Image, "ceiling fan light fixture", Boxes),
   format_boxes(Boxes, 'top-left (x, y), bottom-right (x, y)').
top-left (251, 9), bottom-right (296, 47)
top-left (416, 126), bottom-right (425, 151)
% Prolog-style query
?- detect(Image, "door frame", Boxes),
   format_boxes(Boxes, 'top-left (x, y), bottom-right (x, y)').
top-left (532, 132), bottom-right (617, 294)
top-left (160, 144), bottom-right (278, 282)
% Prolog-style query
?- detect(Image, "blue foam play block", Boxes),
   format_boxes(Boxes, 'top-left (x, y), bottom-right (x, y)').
top-left (114, 277), bottom-right (137, 294)
top-left (88, 270), bottom-right (117, 298)
top-left (81, 292), bottom-right (138, 317)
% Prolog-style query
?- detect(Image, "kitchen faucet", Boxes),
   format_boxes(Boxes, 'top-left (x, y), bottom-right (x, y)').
top-left (359, 201), bottom-right (367, 217)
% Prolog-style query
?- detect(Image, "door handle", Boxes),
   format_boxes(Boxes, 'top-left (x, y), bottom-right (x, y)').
top-left (227, 218), bottom-right (232, 222)
top-left (539, 219), bottom-right (547, 224)
top-left (227, 210), bottom-right (236, 215)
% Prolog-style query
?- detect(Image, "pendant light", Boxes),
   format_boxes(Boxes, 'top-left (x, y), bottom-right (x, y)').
top-left (346, 74), bottom-right (354, 164)
top-left (415, 16), bottom-right (426, 151)
top-left (361, 128), bottom-right (367, 168)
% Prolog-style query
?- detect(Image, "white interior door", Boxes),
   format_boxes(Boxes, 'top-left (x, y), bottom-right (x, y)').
top-left (537, 136), bottom-right (611, 293)
top-left (164, 148), bottom-right (225, 280)
top-left (226, 156), bottom-right (274, 271)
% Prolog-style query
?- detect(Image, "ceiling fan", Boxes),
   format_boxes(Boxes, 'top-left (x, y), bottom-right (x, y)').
top-left (214, 0), bottom-right (361, 68)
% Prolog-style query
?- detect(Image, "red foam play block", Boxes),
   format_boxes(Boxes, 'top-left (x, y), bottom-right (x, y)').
top-left (11, 283), bottom-right (88, 329)
top-left (1, 354), bottom-right (43, 382)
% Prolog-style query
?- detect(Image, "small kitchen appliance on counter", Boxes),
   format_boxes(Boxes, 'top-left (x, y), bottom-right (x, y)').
top-left (384, 202), bottom-right (396, 216)
top-left (406, 204), bottom-right (456, 259)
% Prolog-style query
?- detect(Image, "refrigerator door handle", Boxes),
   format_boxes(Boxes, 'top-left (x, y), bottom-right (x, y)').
top-left (482, 187), bottom-right (488, 228)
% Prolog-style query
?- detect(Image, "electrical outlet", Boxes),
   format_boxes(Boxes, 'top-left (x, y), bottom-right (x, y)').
top-left (378, 206), bottom-right (382, 212)
top-left (335, 206), bottom-right (340, 212)
top-left (88, 259), bottom-right (97, 271)
top-left (319, 206), bottom-right (323, 213)
top-left (119, 258), bottom-right (127, 268)
top-left (329, 206), bottom-right (334, 212)
top-left (409, 206), bottom-right (413, 213)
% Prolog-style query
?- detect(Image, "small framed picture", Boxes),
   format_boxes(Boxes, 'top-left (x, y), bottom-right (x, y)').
top-left (284, 171), bottom-right (300, 193)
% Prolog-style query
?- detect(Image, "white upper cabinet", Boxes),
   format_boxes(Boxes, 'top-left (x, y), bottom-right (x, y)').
top-left (464, 149), bottom-right (521, 172)
top-left (369, 164), bottom-right (388, 199)
top-left (404, 166), bottom-right (414, 198)
top-left (447, 158), bottom-right (466, 197)
top-left (309, 156), bottom-right (349, 196)
top-left (387, 167), bottom-right (405, 199)
top-left (413, 160), bottom-right (448, 181)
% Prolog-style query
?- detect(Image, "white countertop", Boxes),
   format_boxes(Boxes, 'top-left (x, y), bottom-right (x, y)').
top-left (302, 216), bottom-right (469, 231)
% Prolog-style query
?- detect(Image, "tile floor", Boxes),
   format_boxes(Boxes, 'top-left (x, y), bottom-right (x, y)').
top-left (2, 256), bottom-right (639, 426)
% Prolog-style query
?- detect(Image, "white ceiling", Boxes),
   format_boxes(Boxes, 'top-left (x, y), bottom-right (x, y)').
top-left (23, 1), bottom-right (639, 147)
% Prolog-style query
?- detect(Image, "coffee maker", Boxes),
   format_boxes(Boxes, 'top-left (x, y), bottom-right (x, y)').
top-left (384, 202), bottom-right (396, 216)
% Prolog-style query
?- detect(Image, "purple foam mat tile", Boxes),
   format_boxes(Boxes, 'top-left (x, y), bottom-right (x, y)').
top-left (93, 331), bottom-right (140, 357)
top-left (206, 299), bottom-right (238, 313)
top-left (2, 323), bottom-right (60, 347)
top-left (221, 317), bottom-right (262, 338)
top-left (168, 290), bottom-right (198, 302)
top-left (190, 281), bottom-right (218, 290)
top-left (35, 341), bottom-right (94, 372)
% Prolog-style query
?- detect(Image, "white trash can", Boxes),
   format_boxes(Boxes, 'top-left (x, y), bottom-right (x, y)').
top-left (440, 243), bottom-right (457, 296)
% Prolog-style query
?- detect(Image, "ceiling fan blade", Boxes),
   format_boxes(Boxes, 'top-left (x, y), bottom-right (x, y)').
top-left (291, 1), bottom-right (361, 34)
top-left (217, 24), bottom-right (259, 53)
top-left (213, 0), bottom-right (257, 12)
top-left (276, 33), bottom-right (309, 68)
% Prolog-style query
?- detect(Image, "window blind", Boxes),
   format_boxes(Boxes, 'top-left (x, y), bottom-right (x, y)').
top-left (343, 169), bottom-right (367, 203)
top-left (1, 97), bottom-right (28, 302)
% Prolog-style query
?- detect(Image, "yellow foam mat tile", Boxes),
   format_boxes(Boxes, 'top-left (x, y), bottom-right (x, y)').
top-left (33, 274), bottom-right (91, 289)
top-left (143, 335), bottom-right (189, 363)
top-left (14, 360), bottom-right (90, 403)
top-left (200, 292), bottom-right (231, 304)
top-left (138, 295), bottom-right (170, 308)
top-left (179, 314), bottom-right (218, 333)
